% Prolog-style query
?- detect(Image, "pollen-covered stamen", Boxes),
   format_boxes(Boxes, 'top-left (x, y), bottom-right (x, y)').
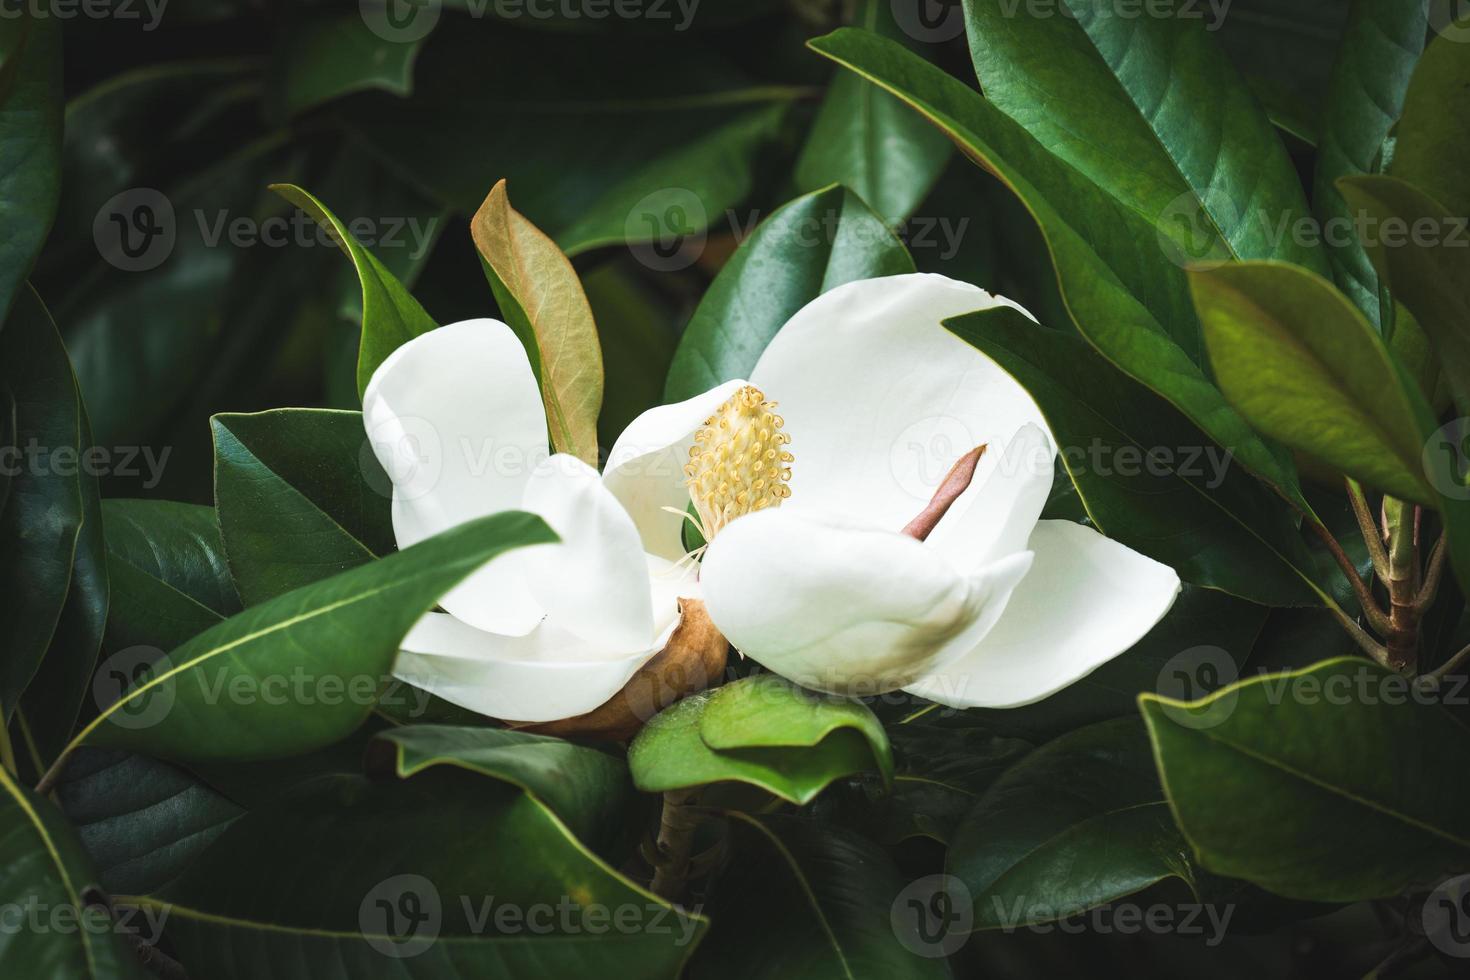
top-left (683, 385), bottom-right (793, 540)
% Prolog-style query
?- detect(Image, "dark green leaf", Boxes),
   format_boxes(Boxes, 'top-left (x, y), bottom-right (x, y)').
top-left (1390, 14), bottom-right (1470, 218)
top-left (75, 511), bottom-right (554, 764)
top-left (1141, 657), bottom-right (1470, 901)
top-left (271, 12), bottom-right (424, 118)
top-left (212, 409), bottom-right (393, 606)
top-left (665, 184), bottom-right (913, 401)
top-left (0, 17), bottom-right (60, 326)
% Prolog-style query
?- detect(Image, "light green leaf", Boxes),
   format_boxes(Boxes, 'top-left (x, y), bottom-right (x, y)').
top-left (1390, 13), bottom-right (1470, 218)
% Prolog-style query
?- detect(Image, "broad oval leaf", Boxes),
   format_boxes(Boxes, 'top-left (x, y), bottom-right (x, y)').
top-left (1390, 14), bottom-right (1470, 218)
top-left (665, 183), bottom-right (914, 401)
top-left (151, 774), bottom-right (705, 978)
top-left (212, 408), bottom-right (393, 605)
top-left (72, 511), bottom-right (554, 764)
top-left (1141, 657), bottom-right (1470, 901)
top-left (949, 717), bottom-right (1197, 928)
top-left (472, 178), bottom-right (603, 465)
top-left (629, 674), bottom-right (891, 804)
top-left (0, 767), bottom-right (146, 978)
top-left (1189, 260), bottom-right (1434, 504)
top-left (270, 183), bottom-right (438, 401)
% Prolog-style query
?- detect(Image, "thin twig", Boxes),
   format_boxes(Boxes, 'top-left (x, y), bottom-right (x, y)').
top-left (1329, 606), bottom-right (1392, 668)
top-left (34, 748), bottom-right (73, 797)
top-left (1425, 639), bottom-right (1470, 683)
top-left (1308, 519), bottom-right (1390, 634)
top-left (1347, 478), bottom-right (1389, 581)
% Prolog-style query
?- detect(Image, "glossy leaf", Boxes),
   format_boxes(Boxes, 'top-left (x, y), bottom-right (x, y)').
top-left (271, 12), bottom-right (424, 118)
top-left (1141, 658), bottom-right (1470, 901)
top-left (690, 813), bottom-right (947, 980)
top-left (73, 511), bottom-right (554, 764)
top-left (962, 0), bottom-right (1323, 273)
top-left (1189, 261), bottom-right (1434, 504)
top-left (628, 675), bottom-right (891, 804)
top-left (1309, 0), bottom-right (1426, 325)
top-left (0, 767), bottom-right (146, 978)
top-left (212, 409), bottom-right (393, 605)
top-left (472, 179), bottom-right (603, 465)
top-left (54, 748), bottom-right (242, 896)
top-left (808, 28), bottom-right (1310, 514)
top-left (950, 718), bottom-right (1198, 927)
top-left (0, 16), bottom-right (59, 326)
top-left (368, 725), bottom-right (632, 847)
top-left (0, 285), bottom-right (83, 721)
top-left (665, 184), bottom-right (913, 401)
top-left (1338, 175), bottom-right (1470, 417)
top-left (947, 307), bottom-right (1328, 606)
top-left (270, 183), bottom-right (438, 401)
top-left (152, 774), bottom-right (705, 977)
top-left (793, 0), bottom-right (950, 225)
top-left (1390, 14), bottom-right (1470, 218)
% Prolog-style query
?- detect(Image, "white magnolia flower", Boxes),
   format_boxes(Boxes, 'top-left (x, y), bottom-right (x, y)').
top-left (364, 272), bottom-right (1180, 722)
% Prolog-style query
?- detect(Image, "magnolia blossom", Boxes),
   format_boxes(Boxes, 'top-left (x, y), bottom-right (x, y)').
top-left (364, 272), bottom-right (1180, 722)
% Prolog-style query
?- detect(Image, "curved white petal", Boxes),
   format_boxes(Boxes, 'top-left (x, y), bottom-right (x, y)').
top-left (395, 613), bottom-right (652, 723)
top-left (520, 454), bottom-right (657, 654)
top-left (700, 509), bottom-right (1033, 696)
top-left (905, 520), bottom-right (1181, 709)
top-left (363, 319), bottom-right (549, 635)
top-left (926, 423), bottom-right (1056, 571)
top-left (602, 379), bottom-right (748, 561)
top-left (749, 273), bottom-right (1049, 533)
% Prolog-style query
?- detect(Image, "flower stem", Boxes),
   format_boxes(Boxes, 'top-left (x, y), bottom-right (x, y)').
top-left (650, 788), bottom-right (702, 903)
top-left (1382, 497), bottom-right (1419, 673)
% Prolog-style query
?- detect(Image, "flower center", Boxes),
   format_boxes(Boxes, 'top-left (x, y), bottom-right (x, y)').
top-left (684, 385), bottom-right (793, 540)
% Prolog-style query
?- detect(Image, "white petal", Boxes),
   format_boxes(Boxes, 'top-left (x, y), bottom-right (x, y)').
top-left (363, 319), bottom-right (549, 635)
top-left (926, 423), bottom-right (1055, 571)
top-left (749, 273), bottom-right (1050, 533)
top-left (395, 613), bottom-right (652, 723)
top-left (905, 520), bottom-right (1182, 709)
top-left (602, 379), bottom-right (748, 561)
top-left (700, 509), bottom-right (1033, 696)
top-left (520, 454), bottom-right (656, 654)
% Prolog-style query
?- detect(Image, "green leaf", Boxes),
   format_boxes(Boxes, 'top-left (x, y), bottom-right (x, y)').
top-left (950, 718), bottom-right (1197, 928)
top-left (690, 813), bottom-right (948, 980)
top-left (152, 774), bottom-right (705, 977)
top-left (99, 499), bottom-right (240, 652)
top-left (0, 767), bottom-right (146, 978)
top-left (628, 675), bottom-right (891, 804)
top-left (54, 748), bottom-right (242, 896)
top-left (0, 16), bottom-right (60, 327)
top-left (212, 409), bottom-right (393, 606)
top-left (270, 183), bottom-right (438, 401)
top-left (0, 285), bottom-right (84, 721)
top-left (271, 12), bottom-right (423, 118)
top-left (1338, 175), bottom-right (1470, 417)
top-left (1390, 14), bottom-right (1470, 218)
top-left (472, 179), bottom-right (603, 465)
top-left (1189, 260), bottom-right (1434, 504)
top-left (808, 28), bottom-right (1310, 514)
top-left (368, 725), bottom-right (632, 847)
top-left (664, 184), bottom-right (913, 401)
top-left (793, 0), bottom-right (950, 225)
top-left (961, 0), bottom-right (1323, 274)
top-left (1141, 657), bottom-right (1470, 901)
top-left (72, 511), bottom-right (554, 765)
top-left (947, 307), bottom-right (1329, 606)
top-left (1310, 0), bottom-right (1426, 325)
